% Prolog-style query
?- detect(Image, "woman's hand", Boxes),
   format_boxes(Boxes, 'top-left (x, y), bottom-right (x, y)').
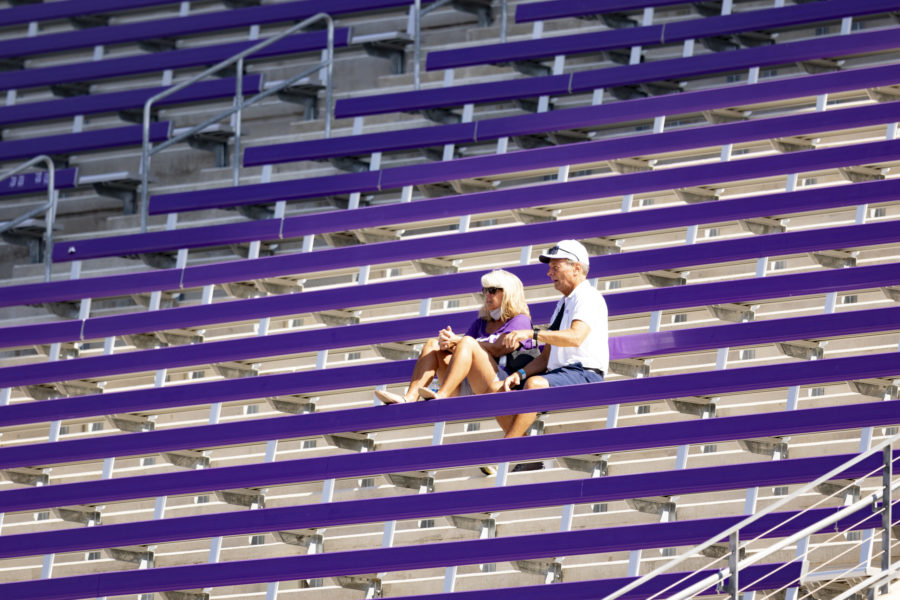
top-left (438, 326), bottom-right (457, 351)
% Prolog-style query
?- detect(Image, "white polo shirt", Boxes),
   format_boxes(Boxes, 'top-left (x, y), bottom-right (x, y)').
top-left (546, 279), bottom-right (609, 374)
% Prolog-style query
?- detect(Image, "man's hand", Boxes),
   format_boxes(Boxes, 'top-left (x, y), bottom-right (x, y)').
top-left (502, 371), bottom-right (522, 391)
top-left (497, 331), bottom-right (521, 352)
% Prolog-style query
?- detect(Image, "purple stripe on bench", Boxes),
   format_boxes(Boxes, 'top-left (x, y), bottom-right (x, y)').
top-left (516, 0), bottom-right (694, 23)
top-left (0, 167), bottom-right (77, 197)
top-left (0, 29), bottom-right (349, 93)
top-left (0, 122), bottom-right (170, 163)
top-left (6, 134), bottom-right (900, 308)
top-left (0, 352), bottom-right (897, 512)
top-left (0, 0), bottom-right (182, 28)
top-left (2, 268), bottom-right (897, 390)
top-left (335, 30), bottom-right (900, 118)
top-left (2, 349), bottom-right (894, 468)
top-left (0, 539), bottom-right (799, 600)
top-left (61, 162), bottom-right (900, 262)
top-left (0, 451), bottom-right (882, 561)
top-left (0, 75), bottom-right (263, 128)
top-left (270, 54), bottom-right (900, 162)
top-left (0, 0), bottom-right (426, 59)
top-left (426, 0), bottom-right (900, 70)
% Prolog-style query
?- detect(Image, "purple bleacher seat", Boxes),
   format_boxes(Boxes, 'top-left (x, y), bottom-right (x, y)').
top-left (0, 122), bottom-right (170, 164)
top-left (0, 0), bottom-right (429, 59)
top-left (426, 0), bottom-right (900, 71)
top-left (0, 75), bottom-right (263, 128)
top-left (1, 260), bottom-right (897, 389)
top-left (0, 463), bottom-right (885, 561)
top-left (516, 0), bottom-right (696, 23)
top-left (2, 334), bottom-right (896, 466)
top-left (4, 135), bottom-right (900, 309)
top-left (2, 260), bottom-right (898, 427)
top-left (335, 30), bottom-right (900, 118)
top-left (0, 167), bottom-right (77, 197)
top-left (0, 0), bottom-right (182, 28)
top-left (0, 361), bottom-right (896, 510)
top-left (0, 29), bottom-right (349, 93)
top-left (263, 56), bottom-right (900, 163)
top-left (0, 541), bottom-right (801, 600)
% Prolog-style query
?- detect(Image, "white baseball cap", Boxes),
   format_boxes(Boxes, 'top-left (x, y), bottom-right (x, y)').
top-left (539, 239), bottom-right (589, 265)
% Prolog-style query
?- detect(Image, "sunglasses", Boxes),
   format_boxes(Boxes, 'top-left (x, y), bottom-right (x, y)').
top-left (545, 245), bottom-right (580, 260)
top-left (482, 287), bottom-right (503, 295)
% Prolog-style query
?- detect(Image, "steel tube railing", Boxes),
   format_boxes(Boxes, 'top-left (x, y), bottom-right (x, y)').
top-left (0, 155), bottom-right (56, 282)
top-left (140, 12), bottom-right (334, 232)
top-left (602, 430), bottom-right (900, 600)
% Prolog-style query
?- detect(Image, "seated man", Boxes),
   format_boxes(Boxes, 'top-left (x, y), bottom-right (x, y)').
top-left (499, 239), bottom-right (609, 452)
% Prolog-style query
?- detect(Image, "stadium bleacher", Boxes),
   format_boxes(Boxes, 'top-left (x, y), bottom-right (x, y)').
top-left (0, 0), bottom-right (898, 599)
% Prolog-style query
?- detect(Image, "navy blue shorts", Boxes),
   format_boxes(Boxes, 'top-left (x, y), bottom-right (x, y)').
top-left (542, 362), bottom-right (604, 387)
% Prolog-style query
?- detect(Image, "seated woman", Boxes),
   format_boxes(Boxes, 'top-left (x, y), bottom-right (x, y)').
top-left (375, 269), bottom-right (538, 405)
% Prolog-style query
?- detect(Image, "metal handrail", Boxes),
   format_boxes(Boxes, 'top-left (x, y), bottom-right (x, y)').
top-left (139, 12), bottom-right (335, 232)
top-left (0, 155), bottom-right (56, 282)
top-left (602, 430), bottom-right (900, 600)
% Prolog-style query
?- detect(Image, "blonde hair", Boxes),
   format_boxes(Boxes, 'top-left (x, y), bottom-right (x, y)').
top-left (477, 269), bottom-right (530, 321)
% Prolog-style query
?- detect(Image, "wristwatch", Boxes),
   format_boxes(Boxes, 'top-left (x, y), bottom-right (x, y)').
top-left (533, 327), bottom-right (539, 342)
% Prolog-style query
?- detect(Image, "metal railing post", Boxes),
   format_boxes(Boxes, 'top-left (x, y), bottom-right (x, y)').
top-left (414, 0), bottom-right (421, 90)
top-left (233, 56), bottom-right (244, 187)
top-left (500, 0), bottom-right (508, 43)
top-left (139, 12), bottom-right (334, 232)
top-left (0, 155), bottom-right (56, 282)
top-left (729, 531), bottom-right (739, 600)
top-left (882, 442), bottom-right (893, 595)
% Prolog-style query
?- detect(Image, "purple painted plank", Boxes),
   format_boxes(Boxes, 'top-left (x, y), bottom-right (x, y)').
top-left (0, 352), bottom-right (897, 512)
top-left (0, 75), bottom-right (263, 128)
top-left (5, 132), bottom-right (900, 306)
top-left (1, 257), bottom-right (897, 424)
top-left (426, 0), bottom-right (900, 70)
top-left (516, 0), bottom-right (693, 23)
top-left (3, 355), bottom-right (895, 469)
top-left (0, 167), bottom-right (76, 197)
top-left (0, 538), bottom-right (798, 600)
top-left (271, 55), bottom-right (900, 162)
top-left (221, 98), bottom-right (900, 214)
top-left (0, 0), bottom-right (424, 59)
top-left (336, 29), bottom-right (900, 118)
top-left (0, 122), bottom-right (170, 163)
top-left (0, 0), bottom-right (182, 28)
top-left (0, 29), bottom-right (349, 93)
top-left (0, 453), bottom-right (883, 561)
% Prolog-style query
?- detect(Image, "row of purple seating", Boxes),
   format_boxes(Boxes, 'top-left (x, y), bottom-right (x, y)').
top-left (3, 259), bottom-right (897, 427)
top-left (425, 0), bottom-right (900, 70)
top-left (5, 176), bottom-right (897, 350)
top-left (0, 0), bottom-right (181, 28)
top-left (4, 134), bottom-right (895, 306)
top-left (333, 27), bottom-right (900, 119)
top-left (514, 0), bottom-right (700, 23)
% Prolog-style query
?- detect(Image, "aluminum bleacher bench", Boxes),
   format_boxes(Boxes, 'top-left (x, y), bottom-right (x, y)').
top-left (425, 0), bottom-right (900, 71)
top-left (515, 0), bottom-right (703, 23)
top-left (0, 443), bottom-right (890, 560)
top-left (334, 28), bottom-right (900, 119)
top-left (2, 313), bottom-right (898, 466)
top-left (9, 136), bottom-right (899, 306)
top-left (0, 167), bottom-right (77, 197)
top-left (0, 75), bottom-right (263, 128)
top-left (0, 122), bottom-right (170, 165)
top-left (1, 360), bottom-right (896, 508)
top-left (1, 265), bottom-right (897, 386)
top-left (0, 29), bottom-right (349, 93)
top-left (2, 260), bottom-right (897, 426)
top-left (0, 0), bottom-right (182, 28)
top-left (251, 57), bottom-right (900, 166)
top-left (0, 0), bottom-right (427, 60)
top-left (57, 151), bottom-right (900, 262)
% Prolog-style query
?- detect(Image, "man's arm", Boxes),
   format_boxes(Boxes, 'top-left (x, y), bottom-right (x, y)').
top-left (505, 320), bottom-right (591, 349)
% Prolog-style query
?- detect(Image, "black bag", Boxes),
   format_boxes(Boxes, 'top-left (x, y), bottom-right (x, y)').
top-left (503, 345), bottom-right (541, 374)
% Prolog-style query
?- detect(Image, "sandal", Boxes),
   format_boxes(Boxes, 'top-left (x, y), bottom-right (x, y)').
top-left (417, 387), bottom-right (439, 400)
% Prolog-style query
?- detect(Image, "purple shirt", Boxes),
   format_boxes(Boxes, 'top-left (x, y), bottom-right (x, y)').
top-left (465, 313), bottom-right (536, 350)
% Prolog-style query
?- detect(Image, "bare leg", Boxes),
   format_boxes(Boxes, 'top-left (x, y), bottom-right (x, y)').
top-left (433, 336), bottom-right (497, 398)
top-left (502, 376), bottom-right (548, 438)
top-left (404, 338), bottom-right (451, 402)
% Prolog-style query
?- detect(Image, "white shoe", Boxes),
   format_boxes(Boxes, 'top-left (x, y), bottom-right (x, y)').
top-left (375, 390), bottom-right (407, 405)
